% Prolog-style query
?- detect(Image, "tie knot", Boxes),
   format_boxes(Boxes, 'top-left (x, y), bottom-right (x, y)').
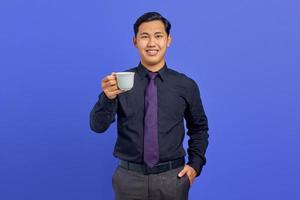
top-left (148, 72), bottom-right (158, 80)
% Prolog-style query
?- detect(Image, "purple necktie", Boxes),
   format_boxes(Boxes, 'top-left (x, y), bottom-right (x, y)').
top-left (144, 71), bottom-right (159, 168)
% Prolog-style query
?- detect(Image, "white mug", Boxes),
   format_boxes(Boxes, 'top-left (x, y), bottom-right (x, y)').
top-left (115, 72), bottom-right (135, 91)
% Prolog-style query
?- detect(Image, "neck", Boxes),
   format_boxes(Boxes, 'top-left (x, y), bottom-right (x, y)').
top-left (141, 60), bottom-right (165, 72)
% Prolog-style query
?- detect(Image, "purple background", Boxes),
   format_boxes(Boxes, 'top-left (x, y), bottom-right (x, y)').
top-left (1, 0), bottom-right (299, 199)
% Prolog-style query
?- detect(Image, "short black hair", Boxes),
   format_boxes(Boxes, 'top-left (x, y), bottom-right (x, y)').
top-left (133, 12), bottom-right (171, 36)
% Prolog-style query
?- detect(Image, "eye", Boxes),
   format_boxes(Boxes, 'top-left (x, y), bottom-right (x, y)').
top-left (156, 35), bottom-right (163, 38)
top-left (141, 35), bottom-right (149, 39)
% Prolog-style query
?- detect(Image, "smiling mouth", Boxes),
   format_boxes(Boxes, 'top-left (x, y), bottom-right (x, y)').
top-left (146, 49), bottom-right (159, 56)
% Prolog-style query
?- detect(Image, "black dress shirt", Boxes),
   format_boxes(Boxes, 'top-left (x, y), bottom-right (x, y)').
top-left (90, 62), bottom-right (209, 175)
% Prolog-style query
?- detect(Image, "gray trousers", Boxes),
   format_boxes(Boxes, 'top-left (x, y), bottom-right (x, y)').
top-left (112, 165), bottom-right (190, 200)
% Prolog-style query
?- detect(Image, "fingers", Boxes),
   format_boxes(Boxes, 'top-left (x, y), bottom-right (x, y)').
top-left (102, 73), bottom-right (116, 83)
top-left (101, 72), bottom-right (122, 100)
top-left (102, 76), bottom-right (117, 84)
top-left (178, 166), bottom-right (194, 186)
top-left (104, 89), bottom-right (123, 97)
top-left (102, 73), bottom-right (118, 91)
top-left (104, 85), bottom-right (118, 92)
top-left (102, 79), bottom-right (117, 89)
top-left (178, 167), bottom-right (188, 178)
top-left (178, 165), bottom-right (196, 182)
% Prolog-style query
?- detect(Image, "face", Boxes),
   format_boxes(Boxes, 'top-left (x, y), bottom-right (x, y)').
top-left (133, 20), bottom-right (171, 70)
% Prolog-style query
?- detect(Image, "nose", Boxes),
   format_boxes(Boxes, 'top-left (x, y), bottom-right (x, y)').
top-left (147, 36), bottom-right (156, 47)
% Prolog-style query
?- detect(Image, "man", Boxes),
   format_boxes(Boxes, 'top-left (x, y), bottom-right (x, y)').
top-left (90, 12), bottom-right (209, 200)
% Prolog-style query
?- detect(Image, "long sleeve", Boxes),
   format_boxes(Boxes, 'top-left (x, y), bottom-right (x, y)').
top-left (89, 92), bottom-right (118, 133)
top-left (184, 80), bottom-right (209, 176)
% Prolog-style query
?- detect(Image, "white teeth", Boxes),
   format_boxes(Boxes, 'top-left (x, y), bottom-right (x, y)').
top-left (146, 50), bottom-right (158, 56)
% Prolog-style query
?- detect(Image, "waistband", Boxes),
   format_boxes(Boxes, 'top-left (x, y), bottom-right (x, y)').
top-left (119, 157), bottom-right (185, 175)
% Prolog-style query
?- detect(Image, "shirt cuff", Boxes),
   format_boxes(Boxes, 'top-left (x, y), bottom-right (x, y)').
top-left (187, 159), bottom-right (205, 177)
top-left (99, 92), bottom-right (117, 105)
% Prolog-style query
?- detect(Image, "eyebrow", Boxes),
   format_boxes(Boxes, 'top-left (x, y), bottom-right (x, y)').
top-left (139, 32), bottom-right (164, 35)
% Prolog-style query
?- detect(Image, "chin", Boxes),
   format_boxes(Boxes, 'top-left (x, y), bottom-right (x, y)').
top-left (143, 60), bottom-right (162, 67)
top-left (142, 57), bottom-right (163, 65)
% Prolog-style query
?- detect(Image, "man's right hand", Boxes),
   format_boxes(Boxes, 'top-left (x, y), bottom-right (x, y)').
top-left (101, 72), bottom-right (123, 100)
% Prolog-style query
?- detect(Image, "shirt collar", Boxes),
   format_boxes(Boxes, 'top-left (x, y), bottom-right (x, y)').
top-left (137, 62), bottom-right (168, 81)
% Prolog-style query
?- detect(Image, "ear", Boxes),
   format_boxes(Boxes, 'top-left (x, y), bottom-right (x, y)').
top-left (133, 36), bottom-right (137, 48)
top-left (167, 35), bottom-right (172, 47)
